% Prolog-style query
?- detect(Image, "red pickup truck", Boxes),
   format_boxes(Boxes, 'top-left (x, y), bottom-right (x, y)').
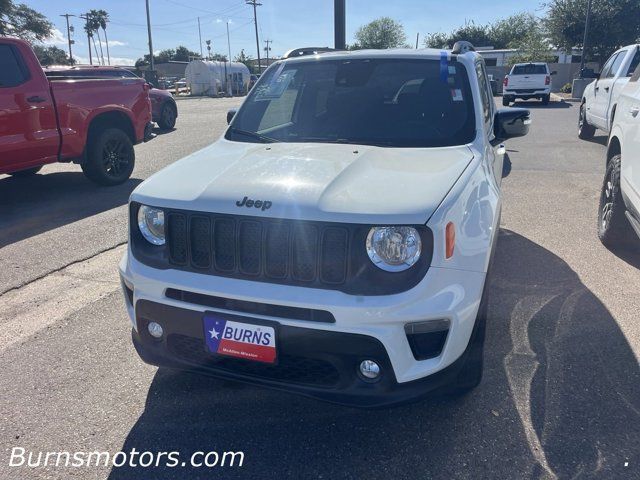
top-left (0, 37), bottom-right (152, 185)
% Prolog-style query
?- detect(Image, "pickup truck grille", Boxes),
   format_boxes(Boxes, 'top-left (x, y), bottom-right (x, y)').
top-left (167, 211), bottom-right (350, 286)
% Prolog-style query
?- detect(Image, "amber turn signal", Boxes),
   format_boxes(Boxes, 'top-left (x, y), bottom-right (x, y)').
top-left (445, 222), bottom-right (455, 259)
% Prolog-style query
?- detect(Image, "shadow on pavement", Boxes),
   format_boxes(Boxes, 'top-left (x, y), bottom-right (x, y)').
top-left (0, 172), bottom-right (142, 248)
top-left (109, 230), bottom-right (639, 479)
top-left (511, 100), bottom-right (572, 109)
top-left (152, 127), bottom-right (177, 136)
top-left (582, 134), bottom-right (608, 147)
top-left (502, 153), bottom-right (512, 178)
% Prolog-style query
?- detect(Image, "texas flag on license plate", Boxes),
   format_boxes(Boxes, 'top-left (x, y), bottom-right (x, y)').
top-left (203, 315), bottom-right (277, 364)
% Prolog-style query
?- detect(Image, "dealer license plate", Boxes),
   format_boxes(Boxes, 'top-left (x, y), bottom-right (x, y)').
top-left (203, 314), bottom-right (277, 364)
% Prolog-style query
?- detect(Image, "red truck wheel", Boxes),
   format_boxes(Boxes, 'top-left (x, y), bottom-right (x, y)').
top-left (82, 128), bottom-right (135, 186)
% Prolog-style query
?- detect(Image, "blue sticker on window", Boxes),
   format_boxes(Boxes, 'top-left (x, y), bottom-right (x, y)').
top-left (440, 51), bottom-right (448, 83)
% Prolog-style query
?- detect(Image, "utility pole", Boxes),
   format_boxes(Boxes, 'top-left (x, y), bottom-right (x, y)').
top-left (226, 21), bottom-right (232, 96)
top-left (80, 13), bottom-right (92, 64)
top-left (415, 33), bottom-right (419, 49)
top-left (145, 0), bottom-right (154, 72)
top-left (246, 1), bottom-right (262, 73)
top-left (334, 0), bottom-right (345, 50)
top-left (579, 0), bottom-right (593, 78)
top-left (197, 17), bottom-right (203, 58)
top-left (60, 14), bottom-right (75, 62)
top-left (264, 39), bottom-right (272, 67)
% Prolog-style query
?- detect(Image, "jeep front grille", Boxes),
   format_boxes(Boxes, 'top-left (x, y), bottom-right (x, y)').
top-left (167, 212), bottom-right (349, 287)
top-left (129, 203), bottom-right (433, 295)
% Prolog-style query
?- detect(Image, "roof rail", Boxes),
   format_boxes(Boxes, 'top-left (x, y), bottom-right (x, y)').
top-left (451, 41), bottom-right (475, 54)
top-left (282, 47), bottom-right (337, 59)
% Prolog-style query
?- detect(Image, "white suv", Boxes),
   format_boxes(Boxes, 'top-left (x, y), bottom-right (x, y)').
top-left (598, 65), bottom-right (640, 248)
top-left (119, 43), bottom-right (530, 406)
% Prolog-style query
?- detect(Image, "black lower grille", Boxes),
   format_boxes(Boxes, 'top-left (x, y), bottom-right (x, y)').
top-left (168, 334), bottom-right (340, 387)
top-left (165, 288), bottom-right (335, 323)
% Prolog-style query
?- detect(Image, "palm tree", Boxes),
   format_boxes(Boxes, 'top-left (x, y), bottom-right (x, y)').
top-left (86, 10), bottom-right (109, 65)
top-left (83, 12), bottom-right (101, 64)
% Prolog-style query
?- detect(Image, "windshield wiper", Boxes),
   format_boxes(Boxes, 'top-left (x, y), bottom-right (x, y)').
top-left (228, 127), bottom-right (280, 143)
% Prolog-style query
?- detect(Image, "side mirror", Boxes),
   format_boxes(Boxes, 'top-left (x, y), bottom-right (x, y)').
top-left (494, 108), bottom-right (530, 143)
top-left (550, 71), bottom-right (557, 75)
top-left (227, 108), bottom-right (237, 124)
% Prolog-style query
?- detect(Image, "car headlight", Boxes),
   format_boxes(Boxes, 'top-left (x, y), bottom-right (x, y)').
top-left (366, 226), bottom-right (422, 272)
top-left (137, 205), bottom-right (165, 245)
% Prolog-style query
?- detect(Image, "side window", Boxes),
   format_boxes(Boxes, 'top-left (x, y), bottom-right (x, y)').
top-left (600, 53), bottom-right (619, 78)
top-left (0, 45), bottom-right (28, 87)
top-left (475, 62), bottom-right (492, 129)
top-left (626, 49), bottom-right (640, 77)
top-left (605, 52), bottom-right (626, 78)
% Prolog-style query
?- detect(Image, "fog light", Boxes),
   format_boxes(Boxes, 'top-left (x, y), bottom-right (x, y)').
top-left (359, 360), bottom-right (380, 379)
top-left (148, 322), bottom-right (163, 339)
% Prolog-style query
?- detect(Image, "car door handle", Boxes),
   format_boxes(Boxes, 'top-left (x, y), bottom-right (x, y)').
top-left (594, 86), bottom-right (599, 91)
top-left (630, 106), bottom-right (640, 117)
top-left (26, 95), bottom-right (46, 103)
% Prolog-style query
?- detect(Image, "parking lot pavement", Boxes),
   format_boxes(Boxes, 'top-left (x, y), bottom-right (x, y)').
top-left (1, 98), bottom-right (639, 479)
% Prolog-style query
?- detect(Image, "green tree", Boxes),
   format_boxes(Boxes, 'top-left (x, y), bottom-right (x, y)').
top-left (174, 45), bottom-right (200, 61)
top-left (135, 46), bottom-right (199, 67)
top-left (423, 32), bottom-right (449, 49)
top-left (33, 45), bottom-right (74, 66)
top-left (424, 14), bottom-right (539, 50)
top-left (354, 17), bottom-right (407, 49)
top-left (234, 49), bottom-right (256, 73)
top-left (545, 0), bottom-right (640, 63)
top-left (489, 13), bottom-right (539, 49)
top-left (506, 26), bottom-right (555, 66)
top-left (0, 0), bottom-right (52, 42)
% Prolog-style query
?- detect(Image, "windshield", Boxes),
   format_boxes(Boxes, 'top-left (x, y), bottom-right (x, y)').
top-left (226, 58), bottom-right (476, 148)
top-left (511, 64), bottom-right (547, 75)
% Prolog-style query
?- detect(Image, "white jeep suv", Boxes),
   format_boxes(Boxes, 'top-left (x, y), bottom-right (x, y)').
top-left (119, 44), bottom-right (530, 407)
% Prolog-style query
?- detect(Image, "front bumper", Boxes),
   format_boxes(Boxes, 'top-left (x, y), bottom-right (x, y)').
top-left (504, 88), bottom-right (551, 98)
top-left (119, 249), bottom-right (486, 406)
top-left (132, 300), bottom-right (476, 407)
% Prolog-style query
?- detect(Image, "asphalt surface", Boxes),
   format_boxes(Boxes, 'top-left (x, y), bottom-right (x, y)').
top-left (1, 97), bottom-right (639, 479)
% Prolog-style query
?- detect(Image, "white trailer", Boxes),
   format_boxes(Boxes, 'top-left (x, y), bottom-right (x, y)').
top-left (185, 60), bottom-right (251, 96)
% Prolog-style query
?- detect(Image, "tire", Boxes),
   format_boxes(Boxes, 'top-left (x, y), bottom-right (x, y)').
top-left (8, 166), bottom-right (42, 177)
top-left (541, 94), bottom-right (550, 105)
top-left (598, 154), bottom-right (635, 249)
top-left (158, 103), bottom-right (177, 130)
top-left (578, 102), bottom-right (596, 139)
top-left (502, 96), bottom-right (511, 107)
top-left (82, 128), bottom-right (135, 186)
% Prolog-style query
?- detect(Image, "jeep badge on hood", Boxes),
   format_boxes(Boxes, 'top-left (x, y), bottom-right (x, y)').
top-left (236, 196), bottom-right (272, 211)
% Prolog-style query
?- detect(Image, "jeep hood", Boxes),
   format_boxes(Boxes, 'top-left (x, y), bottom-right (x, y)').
top-left (132, 139), bottom-right (474, 224)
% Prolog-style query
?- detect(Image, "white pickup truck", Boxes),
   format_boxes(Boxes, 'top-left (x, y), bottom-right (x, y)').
top-left (598, 66), bottom-right (640, 248)
top-left (502, 62), bottom-right (554, 106)
top-left (579, 45), bottom-right (640, 139)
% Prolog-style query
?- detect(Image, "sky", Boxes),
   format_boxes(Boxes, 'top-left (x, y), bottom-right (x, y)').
top-left (30, 0), bottom-right (548, 66)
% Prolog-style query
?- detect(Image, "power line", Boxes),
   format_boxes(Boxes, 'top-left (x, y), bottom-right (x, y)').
top-left (160, 0), bottom-right (246, 17)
